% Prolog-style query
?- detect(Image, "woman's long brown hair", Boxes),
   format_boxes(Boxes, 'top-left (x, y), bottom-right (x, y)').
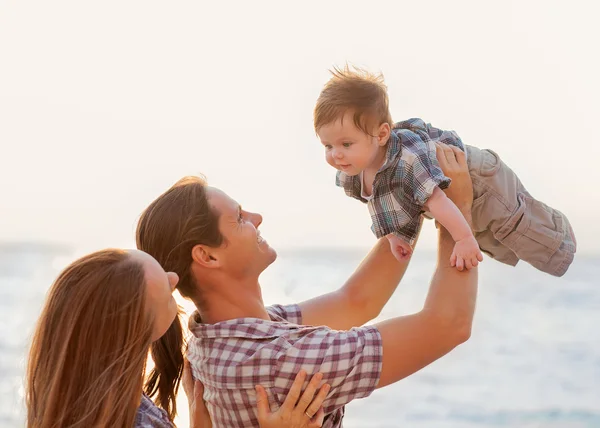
top-left (136, 176), bottom-right (223, 421)
top-left (26, 249), bottom-right (153, 428)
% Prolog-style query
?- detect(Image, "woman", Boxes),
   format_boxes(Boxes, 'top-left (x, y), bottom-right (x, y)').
top-left (25, 248), bottom-right (328, 427)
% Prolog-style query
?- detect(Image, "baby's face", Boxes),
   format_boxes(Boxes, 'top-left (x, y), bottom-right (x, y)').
top-left (317, 111), bottom-right (385, 176)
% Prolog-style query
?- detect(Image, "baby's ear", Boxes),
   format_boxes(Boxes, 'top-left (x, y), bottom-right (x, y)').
top-left (377, 122), bottom-right (391, 145)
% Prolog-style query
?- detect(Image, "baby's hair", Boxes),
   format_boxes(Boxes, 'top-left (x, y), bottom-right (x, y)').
top-left (314, 64), bottom-right (392, 136)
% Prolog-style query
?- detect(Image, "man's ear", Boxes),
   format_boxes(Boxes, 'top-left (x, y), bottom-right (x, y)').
top-left (191, 244), bottom-right (221, 268)
top-left (377, 122), bottom-right (391, 146)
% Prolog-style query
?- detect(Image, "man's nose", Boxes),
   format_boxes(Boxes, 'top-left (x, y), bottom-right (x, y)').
top-left (250, 212), bottom-right (263, 228)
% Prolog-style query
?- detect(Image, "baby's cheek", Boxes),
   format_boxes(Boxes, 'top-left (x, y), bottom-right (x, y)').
top-left (325, 153), bottom-right (335, 167)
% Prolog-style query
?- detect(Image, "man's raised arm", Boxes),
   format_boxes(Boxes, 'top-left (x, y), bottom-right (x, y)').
top-left (297, 236), bottom-right (412, 330)
top-left (376, 143), bottom-right (478, 387)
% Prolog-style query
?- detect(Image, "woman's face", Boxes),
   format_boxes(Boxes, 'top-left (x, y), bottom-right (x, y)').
top-left (129, 250), bottom-right (179, 341)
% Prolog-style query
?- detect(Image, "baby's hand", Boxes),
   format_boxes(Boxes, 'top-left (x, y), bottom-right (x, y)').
top-left (386, 234), bottom-right (413, 262)
top-left (451, 236), bottom-right (483, 271)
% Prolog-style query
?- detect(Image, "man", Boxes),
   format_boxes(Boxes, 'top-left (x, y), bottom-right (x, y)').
top-left (136, 143), bottom-right (477, 427)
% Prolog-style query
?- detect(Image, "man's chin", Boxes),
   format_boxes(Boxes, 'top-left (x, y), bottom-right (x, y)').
top-left (258, 242), bottom-right (277, 260)
top-left (266, 247), bottom-right (277, 264)
top-left (257, 248), bottom-right (277, 278)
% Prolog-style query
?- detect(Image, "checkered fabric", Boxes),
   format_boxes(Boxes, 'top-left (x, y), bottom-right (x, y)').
top-left (134, 394), bottom-right (173, 427)
top-left (336, 118), bottom-right (465, 244)
top-left (187, 304), bottom-right (382, 428)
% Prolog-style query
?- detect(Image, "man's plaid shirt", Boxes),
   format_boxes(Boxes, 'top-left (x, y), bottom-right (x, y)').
top-left (336, 118), bottom-right (465, 245)
top-left (187, 304), bottom-right (382, 428)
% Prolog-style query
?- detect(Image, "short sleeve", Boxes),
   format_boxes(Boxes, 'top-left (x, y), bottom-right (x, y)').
top-left (266, 304), bottom-right (303, 325)
top-left (271, 325), bottom-right (382, 414)
top-left (405, 138), bottom-right (451, 205)
top-left (394, 118), bottom-right (462, 206)
top-left (396, 118), bottom-right (464, 149)
top-left (423, 122), bottom-right (465, 149)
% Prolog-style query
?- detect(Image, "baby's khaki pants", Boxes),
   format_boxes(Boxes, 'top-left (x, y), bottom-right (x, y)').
top-left (466, 145), bottom-right (576, 277)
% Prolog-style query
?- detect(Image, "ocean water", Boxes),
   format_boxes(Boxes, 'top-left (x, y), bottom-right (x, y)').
top-left (1, 243), bottom-right (599, 428)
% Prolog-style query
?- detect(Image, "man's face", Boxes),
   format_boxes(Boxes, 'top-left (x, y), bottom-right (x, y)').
top-left (206, 187), bottom-right (277, 278)
top-left (317, 111), bottom-right (383, 176)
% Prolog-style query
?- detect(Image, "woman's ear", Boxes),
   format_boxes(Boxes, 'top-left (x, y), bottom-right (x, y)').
top-left (377, 122), bottom-right (391, 146)
top-left (191, 244), bottom-right (220, 268)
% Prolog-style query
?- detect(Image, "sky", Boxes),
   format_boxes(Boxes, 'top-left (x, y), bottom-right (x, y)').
top-left (1, 0), bottom-right (599, 255)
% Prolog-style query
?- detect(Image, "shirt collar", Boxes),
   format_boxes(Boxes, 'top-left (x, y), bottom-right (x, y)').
top-left (188, 310), bottom-right (297, 339)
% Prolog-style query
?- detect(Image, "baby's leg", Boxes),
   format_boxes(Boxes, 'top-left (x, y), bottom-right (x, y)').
top-left (466, 145), bottom-right (576, 277)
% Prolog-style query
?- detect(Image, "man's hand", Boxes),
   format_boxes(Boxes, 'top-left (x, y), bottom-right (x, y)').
top-left (435, 142), bottom-right (473, 212)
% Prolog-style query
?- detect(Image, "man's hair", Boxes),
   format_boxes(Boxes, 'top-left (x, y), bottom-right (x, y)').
top-left (314, 64), bottom-right (393, 136)
top-left (136, 175), bottom-right (224, 420)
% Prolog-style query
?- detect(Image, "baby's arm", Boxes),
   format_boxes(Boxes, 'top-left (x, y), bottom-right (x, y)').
top-left (386, 234), bottom-right (413, 261)
top-left (425, 187), bottom-right (483, 270)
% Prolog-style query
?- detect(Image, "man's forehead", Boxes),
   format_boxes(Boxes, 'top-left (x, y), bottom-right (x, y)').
top-left (206, 186), bottom-right (239, 216)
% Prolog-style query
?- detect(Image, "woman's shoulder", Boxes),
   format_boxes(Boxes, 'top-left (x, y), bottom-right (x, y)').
top-left (134, 394), bottom-right (174, 428)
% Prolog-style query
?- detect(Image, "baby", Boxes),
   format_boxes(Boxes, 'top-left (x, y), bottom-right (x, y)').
top-left (314, 66), bottom-right (576, 275)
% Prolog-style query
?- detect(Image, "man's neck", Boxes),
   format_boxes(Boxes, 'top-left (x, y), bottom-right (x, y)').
top-left (195, 274), bottom-right (270, 325)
